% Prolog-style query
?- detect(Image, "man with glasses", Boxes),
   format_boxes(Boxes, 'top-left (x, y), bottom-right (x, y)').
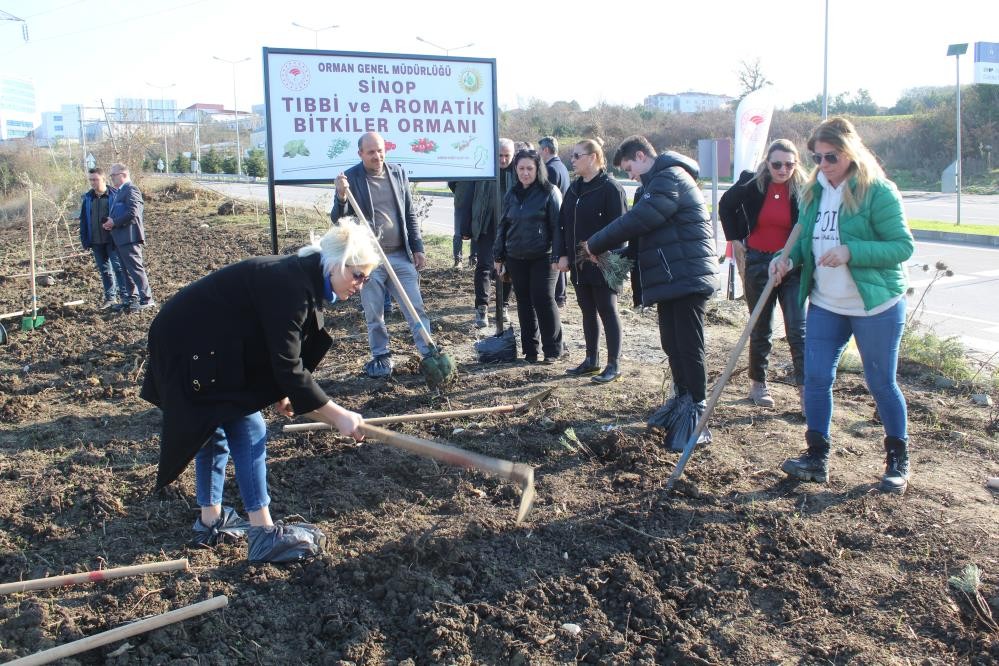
top-left (331, 131), bottom-right (433, 378)
top-left (539, 136), bottom-right (570, 308)
top-left (103, 164), bottom-right (155, 312)
top-left (79, 167), bottom-right (128, 310)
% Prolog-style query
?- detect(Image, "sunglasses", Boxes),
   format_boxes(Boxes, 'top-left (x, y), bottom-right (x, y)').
top-left (769, 161), bottom-right (796, 171)
top-left (571, 152), bottom-right (591, 161)
top-left (811, 152), bottom-right (840, 165)
top-left (350, 270), bottom-right (371, 284)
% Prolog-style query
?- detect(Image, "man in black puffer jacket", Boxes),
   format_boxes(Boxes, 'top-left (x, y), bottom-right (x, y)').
top-left (586, 135), bottom-right (717, 450)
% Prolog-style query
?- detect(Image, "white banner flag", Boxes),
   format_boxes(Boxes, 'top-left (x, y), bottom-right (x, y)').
top-left (732, 87), bottom-right (776, 177)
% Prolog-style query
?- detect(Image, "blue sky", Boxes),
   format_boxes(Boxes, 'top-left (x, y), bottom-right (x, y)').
top-left (1, 0), bottom-right (996, 116)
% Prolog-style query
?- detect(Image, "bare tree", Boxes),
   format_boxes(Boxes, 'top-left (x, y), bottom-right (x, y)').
top-left (737, 57), bottom-right (772, 100)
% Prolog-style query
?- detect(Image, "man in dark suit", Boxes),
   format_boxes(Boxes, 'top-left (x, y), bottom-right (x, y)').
top-left (331, 132), bottom-right (433, 378)
top-left (104, 163), bottom-right (155, 311)
top-left (539, 136), bottom-right (570, 307)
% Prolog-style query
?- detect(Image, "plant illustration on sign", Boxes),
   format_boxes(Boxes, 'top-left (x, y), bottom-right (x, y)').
top-left (283, 140), bottom-right (310, 158)
top-left (411, 138), bottom-right (438, 153)
top-left (452, 135), bottom-right (477, 151)
top-left (327, 138), bottom-right (350, 159)
top-left (385, 140), bottom-right (397, 151)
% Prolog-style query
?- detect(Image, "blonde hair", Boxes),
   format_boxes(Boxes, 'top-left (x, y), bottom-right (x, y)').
top-left (576, 137), bottom-right (607, 170)
top-left (752, 139), bottom-right (806, 198)
top-left (298, 217), bottom-right (381, 278)
top-left (801, 117), bottom-right (885, 213)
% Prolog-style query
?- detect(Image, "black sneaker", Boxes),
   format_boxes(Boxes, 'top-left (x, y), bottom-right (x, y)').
top-left (591, 362), bottom-right (621, 384)
top-left (247, 521), bottom-right (327, 563)
top-left (192, 506), bottom-right (250, 546)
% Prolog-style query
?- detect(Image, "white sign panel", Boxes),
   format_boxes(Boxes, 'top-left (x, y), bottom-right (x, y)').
top-left (974, 42), bottom-right (999, 85)
top-left (264, 49), bottom-right (497, 183)
top-left (732, 87), bottom-right (775, 178)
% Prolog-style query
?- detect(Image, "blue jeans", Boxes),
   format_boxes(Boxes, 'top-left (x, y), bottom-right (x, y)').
top-left (804, 300), bottom-right (908, 441)
top-left (195, 412), bottom-right (270, 512)
top-left (360, 250), bottom-right (433, 358)
top-left (91, 243), bottom-right (128, 303)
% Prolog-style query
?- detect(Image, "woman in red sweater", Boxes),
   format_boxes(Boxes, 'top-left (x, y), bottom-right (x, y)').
top-left (719, 139), bottom-right (808, 411)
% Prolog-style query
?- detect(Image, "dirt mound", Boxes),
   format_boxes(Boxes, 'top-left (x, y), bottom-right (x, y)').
top-left (0, 188), bottom-right (996, 663)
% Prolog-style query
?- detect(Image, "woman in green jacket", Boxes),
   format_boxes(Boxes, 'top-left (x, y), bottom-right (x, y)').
top-left (770, 117), bottom-right (914, 493)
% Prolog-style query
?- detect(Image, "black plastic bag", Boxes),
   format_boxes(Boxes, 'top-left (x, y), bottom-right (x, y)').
top-left (475, 326), bottom-right (517, 363)
top-left (647, 394), bottom-right (685, 431)
top-left (662, 396), bottom-right (712, 452)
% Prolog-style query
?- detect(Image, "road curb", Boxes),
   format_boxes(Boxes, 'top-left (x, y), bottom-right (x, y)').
top-left (911, 229), bottom-right (999, 248)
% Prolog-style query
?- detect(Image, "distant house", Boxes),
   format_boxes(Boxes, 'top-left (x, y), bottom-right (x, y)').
top-left (37, 104), bottom-right (81, 145)
top-left (179, 103), bottom-right (261, 130)
top-left (0, 76), bottom-right (37, 141)
top-left (644, 91), bottom-right (734, 113)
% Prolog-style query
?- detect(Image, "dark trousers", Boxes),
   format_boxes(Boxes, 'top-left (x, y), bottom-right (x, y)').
top-left (743, 248), bottom-right (805, 384)
top-left (657, 293), bottom-right (709, 402)
top-left (115, 241), bottom-right (153, 304)
top-left (474, 228), bottom-right (511, 308)
top-left (575, 282), bottom-right (622, 362)
top-left (506, 256), bottom-right (563, 358)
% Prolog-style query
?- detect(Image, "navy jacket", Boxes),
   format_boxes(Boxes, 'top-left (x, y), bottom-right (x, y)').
top-left (545, 156), bottom-right (570, 195)
top-left (330, 162), bottom-right (424, 260)
top-left (141, 252), bottom-right (333, 489)
top-left (587, 152), bottom-right (716, 305)
top-left (78, 187), bottom-right (114, 249)
top-left (107, 181), bottom-right (145, 245)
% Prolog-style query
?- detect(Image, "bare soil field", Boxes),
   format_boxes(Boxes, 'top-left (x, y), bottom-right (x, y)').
top-left (1, 183), bottom-right (997, 664)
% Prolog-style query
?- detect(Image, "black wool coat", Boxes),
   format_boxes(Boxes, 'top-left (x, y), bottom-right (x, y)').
top-left (558, 170), bottom-right (628, 288)
top-left (141, 252), bottom-right (333, 490)
top-left (587, 152), bottom-right (717, 305)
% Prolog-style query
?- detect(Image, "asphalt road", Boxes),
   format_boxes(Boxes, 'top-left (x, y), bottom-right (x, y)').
top-left (200, 180), bottom-right (999, 356)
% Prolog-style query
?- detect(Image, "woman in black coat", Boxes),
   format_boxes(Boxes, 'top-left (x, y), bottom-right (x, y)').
top-left (493, 149), bottom-right (565, 362)
top-left (719, 139), bottom-right (807, 411)
top-left (557, 138), bottom-right (628, 383)
top-left (140, 220), bottom-right (380, 563)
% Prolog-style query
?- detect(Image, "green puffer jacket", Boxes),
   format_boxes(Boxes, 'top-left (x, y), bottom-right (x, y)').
top-left (789, 177), bottom-right (913, 311)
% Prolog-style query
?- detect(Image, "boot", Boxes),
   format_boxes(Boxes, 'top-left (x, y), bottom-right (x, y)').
top-left (474, 305), bottom-right (489, 329)
top-left (880, 436), bottom-right (910, 494)
top-left (566, 356), bottom-right (599, 376)
top-left (749, 380), bottom-right (775, 408)
top-left (781, 430), bottom-right (830, 482)
top-left (592, 361), bottom-right (621, 384)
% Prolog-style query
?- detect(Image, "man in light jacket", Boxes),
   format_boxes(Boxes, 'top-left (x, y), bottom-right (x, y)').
top-left (331, 132), bottom-right (433, 378)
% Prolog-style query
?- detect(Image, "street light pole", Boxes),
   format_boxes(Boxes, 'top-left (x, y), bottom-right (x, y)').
top-left (821, 0), bottom-right (830, 119)
top-left (213, 56), bottom-right (250, 178)
top-left (416, 36), bottom-right (474, 56)
top-left (947, 43), bottom-right (968, 226)
top-left (291, 22), bottom-right (339, 49)
top-left (146, 81), bottom-right (175, 173)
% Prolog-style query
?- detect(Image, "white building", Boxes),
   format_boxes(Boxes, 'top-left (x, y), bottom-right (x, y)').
top-left (0, 76), bottom-right (37, 140)
top-left (644, 91), bottom-right (734, 113)
top-left (37, 104), bottom-right (81, 144)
